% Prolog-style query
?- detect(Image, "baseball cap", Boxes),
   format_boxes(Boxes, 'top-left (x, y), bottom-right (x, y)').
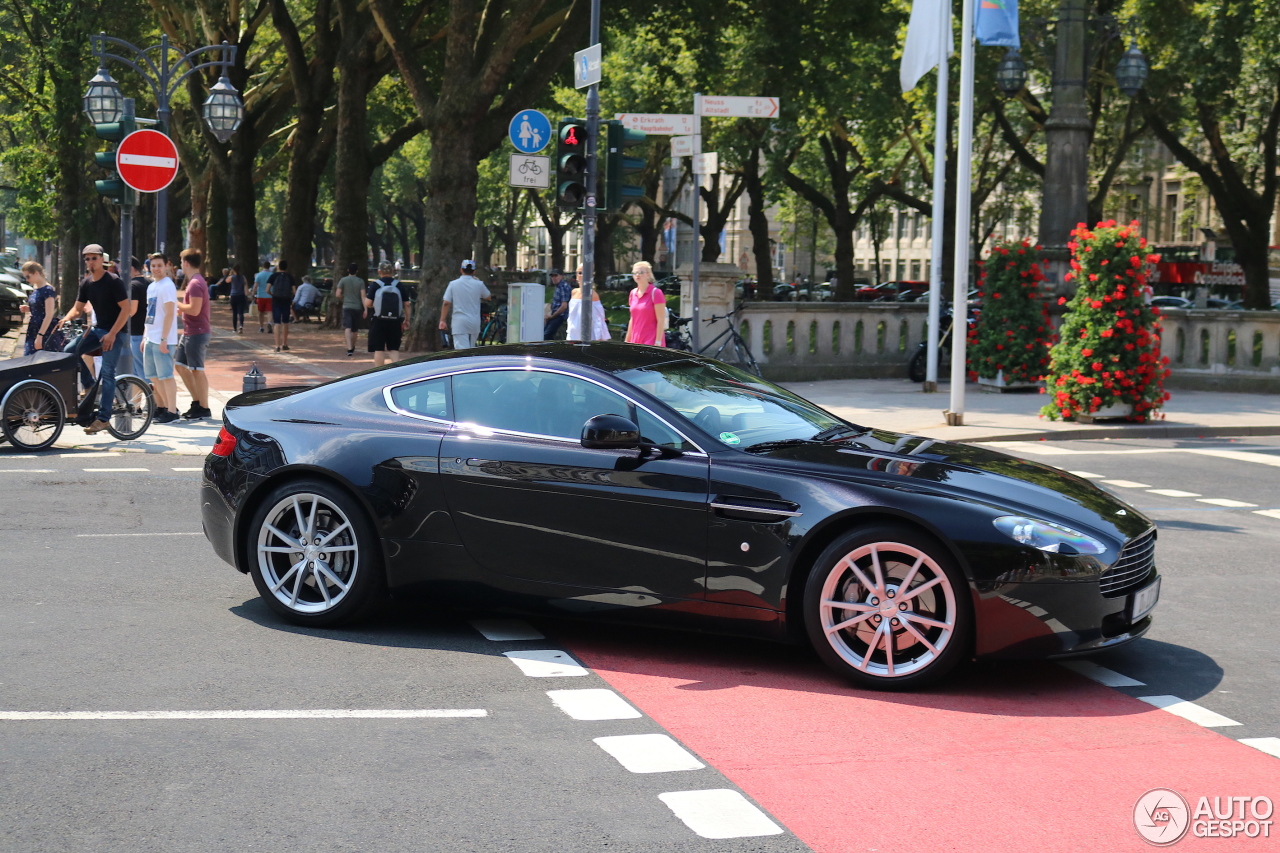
top-left (82, 243), bottom-right (105, 256)
top-left (550, 268), bottom-right (563, 276)
top-left (461, 259), bottom-right (476, 271)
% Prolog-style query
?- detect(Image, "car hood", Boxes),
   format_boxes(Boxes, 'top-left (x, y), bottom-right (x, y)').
top-left (755, 429), bottom-right (1151, 544)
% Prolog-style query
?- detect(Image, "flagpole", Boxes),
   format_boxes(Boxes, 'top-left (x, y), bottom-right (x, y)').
top-left (946, 0), bottom-right (976, 426)
top-left (924, 3), bottom-right (950, 393)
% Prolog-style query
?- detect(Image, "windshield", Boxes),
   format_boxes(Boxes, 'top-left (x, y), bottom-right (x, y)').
top-left (616, 359), bottom-right (848, 448)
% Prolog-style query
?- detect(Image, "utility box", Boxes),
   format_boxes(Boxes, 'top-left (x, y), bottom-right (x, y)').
top-left (506, 282), bottom-right (546, 343)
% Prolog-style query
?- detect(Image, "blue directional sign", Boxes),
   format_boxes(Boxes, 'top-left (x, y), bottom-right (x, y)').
top-left (508, 110), bottom-right (552, 155)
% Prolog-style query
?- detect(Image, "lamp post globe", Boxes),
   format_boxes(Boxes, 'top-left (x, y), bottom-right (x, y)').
top-left (202, 75), bottom-right (243, 143)
top-left (83, 66), bottom-right (123, 125)
top-left (1116, 40), bottom-right (1149, 97)
top-left (995, 49), bottom-right (1028, 97)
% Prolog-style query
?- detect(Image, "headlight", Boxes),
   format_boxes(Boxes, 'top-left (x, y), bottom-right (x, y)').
top-left (993, 516), bottom-right (1106, 556)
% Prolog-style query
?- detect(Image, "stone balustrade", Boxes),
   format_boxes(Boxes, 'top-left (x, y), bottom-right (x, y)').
top-left (1157, 308), bottom-right (1280, 391)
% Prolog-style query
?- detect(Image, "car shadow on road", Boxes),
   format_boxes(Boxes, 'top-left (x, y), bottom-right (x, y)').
top-left (1087, 637), bottom-right (1225, 701)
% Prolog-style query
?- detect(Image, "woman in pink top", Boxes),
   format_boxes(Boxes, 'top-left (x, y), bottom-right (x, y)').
top-left (625, 261), bottom-right (668, 346)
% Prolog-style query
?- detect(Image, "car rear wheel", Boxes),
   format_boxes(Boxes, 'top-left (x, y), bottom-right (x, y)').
top-left (247, 479), bottom-right (384, 627)
top-left (803, 525), bottom-right (971, 690)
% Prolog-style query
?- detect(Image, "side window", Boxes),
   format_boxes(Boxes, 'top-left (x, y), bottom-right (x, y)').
top-left (389, 376), bottom-right (450, 421)
top-left (636, 408), bottom-right (694, 452)
top-left (452, 370), bottom-right (631, 440)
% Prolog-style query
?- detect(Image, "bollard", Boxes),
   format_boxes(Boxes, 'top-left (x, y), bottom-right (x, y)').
top-left (242, 362), bottom-right (267, 394)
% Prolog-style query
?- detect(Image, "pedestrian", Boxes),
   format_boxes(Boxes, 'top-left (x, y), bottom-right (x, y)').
top-left (566, 279), bottom-right (610, 341)
top-left (269, 259), bottom-right (296, 352)
top-left (143, 253), bottom-right (181, 424)
top-left (226, 264), bottom-right (248, 333)
top-left (439, 259), bottom-right (490, 350)
top-left (18, 261), bottom-right (66, 356)
top-left (254, 260), bottom-right (274, 333)
top-left (292, 275), bottom-right (321, 321)
top-left (174, 248), bottom-right (213, 421)
top-left (334, 262), bottom-right (366, 356)
top-left (543, 268), bottom-right (571, 340)
top-left (624, 260), bottom-right (667, 347)
top-left (52, 244), bottom-right (131, 434)
top-left (363, 261), bottom-right (412, 367)
top-left (121, 256), bottom-right (148, 376)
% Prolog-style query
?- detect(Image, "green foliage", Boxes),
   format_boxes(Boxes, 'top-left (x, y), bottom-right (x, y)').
top-left (1041, 221), bottom-right (1170, 422)
top-left (966, 238), bottom-right (1052, 384)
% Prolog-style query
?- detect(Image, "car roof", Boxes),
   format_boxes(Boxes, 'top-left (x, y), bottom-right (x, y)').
top-left (386, 341), bottom-right (706, 376)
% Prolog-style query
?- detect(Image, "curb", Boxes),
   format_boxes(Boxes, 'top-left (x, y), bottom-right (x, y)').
top-left (961, 424), bottom-right (1280, 443)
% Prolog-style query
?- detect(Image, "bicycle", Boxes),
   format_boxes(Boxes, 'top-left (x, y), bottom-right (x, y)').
top-left (478, 303), bottom-right (508, 346)
top-left (64, 320), bottom-right (156, 440)
top-left (665, 306), bottom-right (762, 377)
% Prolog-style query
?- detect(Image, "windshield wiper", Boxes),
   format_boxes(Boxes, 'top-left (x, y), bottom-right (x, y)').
top-left (742, 438), bottom-right (822, 453)
top-left (810, 424), bottom-right (868, 442)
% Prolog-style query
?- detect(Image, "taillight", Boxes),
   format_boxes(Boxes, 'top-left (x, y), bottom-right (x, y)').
top-left (211, 426), bottom-right (238, 457)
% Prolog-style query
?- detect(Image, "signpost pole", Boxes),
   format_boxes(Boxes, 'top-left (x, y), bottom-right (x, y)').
top-left (579, 0), bottom-right (601, 342)
top-left (947, 0), bottom-right (977, 426)
top-left (119, 98), bottom-right (135, 274)
top-left (690, 93), bottom-right (702, 351)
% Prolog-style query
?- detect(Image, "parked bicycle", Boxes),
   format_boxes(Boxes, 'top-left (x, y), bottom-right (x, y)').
top-left (478, 303), bottom-right (508, 346)
top-left (665, 306), bottom-right (762, 377)
top-left (907, 303), bottom-right (977, 383)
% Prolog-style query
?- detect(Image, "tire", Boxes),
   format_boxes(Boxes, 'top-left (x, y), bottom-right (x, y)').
top-left (106, 375), bottom-right (154, 441)
top-left (802, 524), bottom-right (971, 690)
top-left (908, 347), bottom-right (927, 383)
top-left (1, 379), bottom-right (65, 452)
top-left (246, 478), bottom-right (385, 627)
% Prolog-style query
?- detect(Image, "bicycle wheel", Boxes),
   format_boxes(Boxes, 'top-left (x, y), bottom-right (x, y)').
top-left (106, 375), bottom-right (155, 441)
top-left (733, 337), bottom-right (763, 377)
top-left (1, 379), bottom-right (65, 452)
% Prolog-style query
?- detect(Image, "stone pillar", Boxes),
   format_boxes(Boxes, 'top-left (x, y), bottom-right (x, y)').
top-left (676, 261), bottom-right (740, 343)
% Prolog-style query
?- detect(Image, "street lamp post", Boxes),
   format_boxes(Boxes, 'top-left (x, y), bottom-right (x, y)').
top-left (85, 32), bottom-right (242, 255)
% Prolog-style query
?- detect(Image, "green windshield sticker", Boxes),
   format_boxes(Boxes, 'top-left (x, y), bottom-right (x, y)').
top-left (719, 431), bottom-right (741, 445)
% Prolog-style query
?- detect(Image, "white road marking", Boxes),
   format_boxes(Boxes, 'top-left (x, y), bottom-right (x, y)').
top-left (1253, 509), bottom-right (1280, 520)
top-left (83, 467), bottom-right (150, 472)
top-left (0, 454), bottom-right (36, 459)
top-left (548, 689), bottom-right (642, 721)
top-left (0, 709), bottom-right (487, 720)
top-left (469, 618), bottom-right (545, 641)
top-left (1239, 737), bottom-right (1280, 759)
top-left (658, 790), bottom-right (784, 839)
top-left (60, 452), bottom-right (120, 458)
top-left (76, 532), bottom-right (204, 538)
top-left (1147, 489), bottom-right (1202, 498)
top-left (172, 467), bottom-right (203, 472)
top-left (1101, 479), bottom-right (1152, 488)
top-left (0, 469), bottom-right (56, 473)
top-left (1059, 660), bottom-right (1145, 687)
top-left (1139, 695), bottom-right (1242, 727)
top-left (502, 649), bottom-right (589, 677)
top-left (596, 734), bottom-right (705, 773)
top-left (1069, 471), bottom-right (1104, 478)
top-left (1188, 448), bottom-right (1280, 468)
top-left (1196, 498), bottom-right (1258, 508)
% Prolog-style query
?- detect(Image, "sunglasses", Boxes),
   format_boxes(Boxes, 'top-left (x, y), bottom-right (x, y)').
top-left (83, 254), bottom-right (102, 260)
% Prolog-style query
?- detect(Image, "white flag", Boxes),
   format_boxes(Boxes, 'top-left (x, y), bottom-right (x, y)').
top-left (900, 0), bottom-right (954, 93)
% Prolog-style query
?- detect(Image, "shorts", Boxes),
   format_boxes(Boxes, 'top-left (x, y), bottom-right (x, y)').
top-left (256, 297), bottom-right (273, 314)
top-left (342, 308), bottom-right (363, 330)
top-left (175, 332), bottom-right (210, 370)
top-left (368, 318), bottom-right (403, 352)
top-left (143, 340), bottom-right (175, 381)
top-left (452, 333), bottom-right (475, 350)
top-left (271, 298), bottom-right (292, 325)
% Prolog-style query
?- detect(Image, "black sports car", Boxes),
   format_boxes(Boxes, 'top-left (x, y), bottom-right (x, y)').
top-left (202, 342), bottom-right (1160, 689)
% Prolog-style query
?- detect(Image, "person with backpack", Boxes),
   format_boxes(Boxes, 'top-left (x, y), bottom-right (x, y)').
top-left (439, 259), bottom-right (490, 349)
top-left (363, 261), bottom-right (413, 367)
top-left (269, 259), bottom-right (296, 352)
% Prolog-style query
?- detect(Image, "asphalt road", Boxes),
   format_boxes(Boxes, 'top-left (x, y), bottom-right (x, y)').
top-left (1, 437), bottom-right (1277, 852)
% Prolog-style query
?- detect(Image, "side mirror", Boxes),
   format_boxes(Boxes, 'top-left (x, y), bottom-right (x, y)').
top-left (581, 413), bottom-right (641, 449)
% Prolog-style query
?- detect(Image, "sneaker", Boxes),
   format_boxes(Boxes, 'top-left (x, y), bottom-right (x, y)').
top-left (182, 402), bottom-right (200, 419)
top-left (153, 409), bottom-right (179, 424)
top-left (275, 346), bottom-right (281, 352)
top-left (259, 326), bottom-right (265, 333)
top-left (346, 349), bottom-right (354, 357)
top-left (282, 345), bottom-right (290, 352)
top-left (83, 419), bottom-right (111, 435)
top-left (267, 323), bottom-right (273, 332)
top-left (183, 405), bottom-right (211, 421)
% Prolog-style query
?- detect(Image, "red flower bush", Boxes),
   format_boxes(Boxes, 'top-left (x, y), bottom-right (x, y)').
top-left (1041, 221), bottom-right (1169, 421)
top-left (967, 238), bottom-right (1053, 385)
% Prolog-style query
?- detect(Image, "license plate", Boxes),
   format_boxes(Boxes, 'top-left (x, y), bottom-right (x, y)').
top-left (1131, 576), bottom-right (1161, 622)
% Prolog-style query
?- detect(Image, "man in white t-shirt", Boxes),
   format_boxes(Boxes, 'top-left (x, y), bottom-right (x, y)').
top-left (144, 252), bottom-right (181, 424)
top-left (439, 260), bottom-right (490, 349)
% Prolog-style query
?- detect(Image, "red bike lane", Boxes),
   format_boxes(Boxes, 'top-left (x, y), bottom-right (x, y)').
top-left (556, 623), bottom-right (1277, 853)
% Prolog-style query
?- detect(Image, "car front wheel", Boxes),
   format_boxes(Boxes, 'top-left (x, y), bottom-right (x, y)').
top-left (803, 525), bottom-right (971, 690)
top-left (247, 479), bottom-right (384, 627)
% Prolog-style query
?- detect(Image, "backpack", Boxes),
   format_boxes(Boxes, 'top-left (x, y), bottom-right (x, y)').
top-left (372, 279), bottom-right (404, 320)
top-left (270, 271), bottom-right (295, 301)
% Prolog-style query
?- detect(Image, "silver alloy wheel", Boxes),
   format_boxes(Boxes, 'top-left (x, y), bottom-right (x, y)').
top-left (818, 541), bottom-right (957, 678)
top-left (256, 493), bottom-right (360, 615)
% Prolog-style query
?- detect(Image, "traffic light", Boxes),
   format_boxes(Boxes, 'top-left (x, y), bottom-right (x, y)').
top-left (92, 118), bottom-right (137, 206)
top-left (603, 120), bottom-right (647, 213)
top-left (555, 118), bottom-right (588, 211)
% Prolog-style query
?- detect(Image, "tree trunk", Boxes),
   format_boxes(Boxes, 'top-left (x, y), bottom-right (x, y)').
top-left (331, 51), bottom-right (374, 284)
top-left (187, 170), bottom-right (211, 259)
top-left (741, 146), bottom-right (774, 294)
top-left (226, 141), bottom-right (259, 269)
top-left (53, 73), bottom-right (85, 310)
top-left (207, 175), bottom-right (229, 279)
top-left (167, 179), bottom-right (188, 257)
top-left (698, 173), bottom-right (744, 263)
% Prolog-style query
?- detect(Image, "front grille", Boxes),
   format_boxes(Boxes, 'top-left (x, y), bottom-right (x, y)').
top-left (1100, 528), bottom-right (1156, 597)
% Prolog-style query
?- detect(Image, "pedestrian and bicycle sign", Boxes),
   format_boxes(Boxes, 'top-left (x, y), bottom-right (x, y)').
top-left (508, 110), bottom-right (551, 154)
top-left (509, 154), bottom-right (550, 189)
top-left (115, 129), bottom-right (180, 193)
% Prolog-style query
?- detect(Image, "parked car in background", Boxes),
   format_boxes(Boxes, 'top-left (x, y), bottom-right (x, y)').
top-left (0, 280), bottom-right (29, 335)
top-left (1150, 296), bottom-right (1193, 309)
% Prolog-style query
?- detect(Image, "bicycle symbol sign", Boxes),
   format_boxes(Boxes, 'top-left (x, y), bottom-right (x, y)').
top-left (508, 154), bottom-right (550, 189)
top-left (508, 110), bottom-right (551, 154)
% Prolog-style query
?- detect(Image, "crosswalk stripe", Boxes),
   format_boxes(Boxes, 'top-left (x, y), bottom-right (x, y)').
top-left (1139, 695), bottom-right (1241, 727)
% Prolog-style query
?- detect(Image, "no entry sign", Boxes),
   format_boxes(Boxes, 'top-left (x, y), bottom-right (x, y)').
top-left (116, 130), bottom-right (180, 193)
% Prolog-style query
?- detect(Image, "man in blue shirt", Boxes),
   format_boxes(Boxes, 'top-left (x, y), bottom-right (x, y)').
top-left (543, 268), bottom-right (572, 340)
top-left (253, 261), bottom-right (274, 332)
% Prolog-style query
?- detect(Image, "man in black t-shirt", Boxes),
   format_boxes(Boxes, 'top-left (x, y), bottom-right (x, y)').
top-left (55, 243), bottom-right (132, 433)
top-left (117, 256), bottom-right (148, 377)
top-left (362, 261), bottom-right (413, 367)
